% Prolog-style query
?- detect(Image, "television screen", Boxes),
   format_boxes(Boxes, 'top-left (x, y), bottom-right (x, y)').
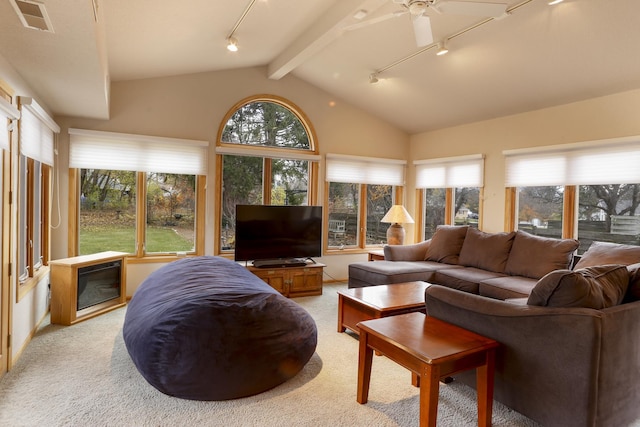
top-left (234, 205), bottom-right (323, 263)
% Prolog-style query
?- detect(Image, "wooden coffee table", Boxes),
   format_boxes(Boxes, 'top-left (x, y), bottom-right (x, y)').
top-left (356, 312), bottom-right (499, 427)
top-left (337, 281), bottom-right (430, 335)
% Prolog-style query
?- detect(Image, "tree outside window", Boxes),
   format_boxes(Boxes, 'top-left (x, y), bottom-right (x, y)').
top-left (517, 186), bottom-right (563, 239)
top-left (217, 96), bottom-right (318, 255)
top-left (424, 188), bottom-right (446, 240)
top-left (578, 184), bottom-right (640, 253)
top-left (79, 169), bottom-right (196, 255)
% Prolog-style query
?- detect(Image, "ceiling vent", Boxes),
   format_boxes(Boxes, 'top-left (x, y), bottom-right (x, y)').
top-left (9, 0), bottom-right (54, 33)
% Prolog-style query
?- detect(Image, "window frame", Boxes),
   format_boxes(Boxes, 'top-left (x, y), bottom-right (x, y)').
top-left (324, 182), bottom-right (403, 252)
top-left (16, 97), bottom-right (56, 302)
top-left (68, 169), bottom-right (206, 260)
top-left (416, 187), bottom-right (484, 239)
top-left (414, 154), bottom-right (485, 240)
top-left (503, 136), bottom-right (640, 240)
top-left (214, 95), bottom-right (320, 258)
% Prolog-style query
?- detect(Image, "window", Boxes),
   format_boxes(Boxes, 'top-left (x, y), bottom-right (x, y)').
top-left (516, 186), bottom-right (563, 239)
top-left (505, 137), bottom-right (640, 252)
top-left (578, 184), bottom-right (640, 253)
top-left (216, 95), bottom-right (319, 255)
top-left (423, 188), bottom-right (446, 240)
top-left (17, 97), bottom-right (57, 298)
top-left (69, 129), bottom-right (207, 257)
top-left (415, 155), bottom-right (484, 239)
top-left (325, 154), bottom-right (405, 249)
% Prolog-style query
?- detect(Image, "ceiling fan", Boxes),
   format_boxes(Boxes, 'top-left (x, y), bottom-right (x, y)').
top-left (346, 0), bottom-right (509, 48)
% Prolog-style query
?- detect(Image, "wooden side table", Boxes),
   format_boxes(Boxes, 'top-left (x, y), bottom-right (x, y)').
top-left (367, 249), bottom-right (385, 261)
top-left (356, 312), bottom-right (499, 427)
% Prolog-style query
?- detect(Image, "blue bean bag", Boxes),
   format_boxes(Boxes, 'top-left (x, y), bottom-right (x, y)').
top-left (123, 256), bottom-right (318, 400)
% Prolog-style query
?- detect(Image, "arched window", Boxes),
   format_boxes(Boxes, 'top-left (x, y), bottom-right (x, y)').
top-left (215, 95), bottom-right (319, 255)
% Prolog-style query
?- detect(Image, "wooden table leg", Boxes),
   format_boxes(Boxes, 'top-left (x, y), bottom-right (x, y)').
top-left (357, 329), bottom-right (373, 404)
top-left (420, 363), bottom-right (441, 427)
top-left (476, 348), bottom-right (496, 427)
top-left (337, 294), bottom-right (346, 332)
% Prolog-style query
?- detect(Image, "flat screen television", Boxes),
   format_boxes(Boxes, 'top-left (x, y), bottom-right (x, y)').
top-left (234, 205), bottom-right (322, 266)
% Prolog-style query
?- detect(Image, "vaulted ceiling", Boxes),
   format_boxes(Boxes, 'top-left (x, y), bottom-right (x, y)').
top-left (1, 0), bottom-right (639, 134)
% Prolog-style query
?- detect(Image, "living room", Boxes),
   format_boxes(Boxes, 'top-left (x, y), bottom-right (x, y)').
top-left (2, 1), bottom-right (640, 423)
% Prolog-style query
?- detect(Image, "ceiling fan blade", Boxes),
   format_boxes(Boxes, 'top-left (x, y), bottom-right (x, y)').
top-left (412, 14), bottom-right (433, 47)
top-left (435, 1), bottom-right (508, 17)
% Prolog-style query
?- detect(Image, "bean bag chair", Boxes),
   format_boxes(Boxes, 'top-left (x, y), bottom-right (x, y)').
top-left (123, 256), bottom-right (318, 400)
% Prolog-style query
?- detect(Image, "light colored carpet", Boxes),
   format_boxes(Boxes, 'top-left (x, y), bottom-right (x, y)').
top-left (0, 283), bottom-right (540, 427)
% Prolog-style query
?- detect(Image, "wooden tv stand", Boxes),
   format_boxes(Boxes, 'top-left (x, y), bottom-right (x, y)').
top-left (247, 262), bottom-right (324, 297)
top-left (50, 251), bottom-right (127, 325)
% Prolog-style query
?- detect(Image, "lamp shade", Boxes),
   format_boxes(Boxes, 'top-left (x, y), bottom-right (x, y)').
top-left (381, 205), bottom-right (414, 224)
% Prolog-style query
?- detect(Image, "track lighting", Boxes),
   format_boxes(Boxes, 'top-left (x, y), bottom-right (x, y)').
top-left (436, 40), bottom-right (449, 56)
top-left (225, 0), bottom-right (257, 52)
top-left (369, 73), bottom-right (379, 84)
top-left (226, 37), bottom-right (238, 52)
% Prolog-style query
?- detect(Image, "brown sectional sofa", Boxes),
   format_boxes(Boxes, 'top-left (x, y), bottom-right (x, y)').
top-left (348, 225), bottom-right (580, 299)
top-left (348, 225), bottom-right (640, 426)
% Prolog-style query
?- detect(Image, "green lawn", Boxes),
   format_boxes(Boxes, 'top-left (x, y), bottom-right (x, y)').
top-left (79, 226), bottom-right (193, 255)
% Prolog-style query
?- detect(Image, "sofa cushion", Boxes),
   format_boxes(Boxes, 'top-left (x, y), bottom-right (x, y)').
top-left (527, 264), bottom-right (629, 309)
top-left (479, 275), bottom-right (539, 300)
top-left (504, 231), bottom-right (579, 279)
top-left (458, 228), bottom-right (516, 273)
top-left (574, 241), bottom-right (640, 269)
top-left (433, 267), bottom-right (506, 294)
top-left (624, 262), bottom-right (640, 302)
top-left (384, 240), bottom-right (431, 261)
top-left (425, 225), bottom-right (468, 264)
top-left (347, 260), bottom-right (462, 288)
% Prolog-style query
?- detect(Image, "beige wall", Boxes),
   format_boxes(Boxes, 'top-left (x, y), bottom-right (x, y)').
top-left (53, 71), bottom-right (640, 291)
top-left (408, 88), bottom-right (640, 234)
top-left (53, 66), bottom-right (410, 290)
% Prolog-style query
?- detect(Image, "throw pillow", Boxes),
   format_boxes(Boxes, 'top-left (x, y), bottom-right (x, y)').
top-left (574, 241), bottom-right (640, 269)
top-left (504, 231), bottom-right (579, 279)
top-left (527, 264), bottom-right (629, 309)
top-left (458, 228), bottom-right (516, 273)
top-left (624, 262), bottom-right (640, 303)
top-left (424, 225), bottom-right (468, 264)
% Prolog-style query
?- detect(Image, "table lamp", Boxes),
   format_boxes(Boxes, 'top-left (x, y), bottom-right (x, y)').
top-left (381, 205), bottom-right (414, 245)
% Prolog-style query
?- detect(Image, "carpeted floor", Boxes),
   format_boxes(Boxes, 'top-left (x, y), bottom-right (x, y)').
top-left (0, 283), bottom-right (540, 426)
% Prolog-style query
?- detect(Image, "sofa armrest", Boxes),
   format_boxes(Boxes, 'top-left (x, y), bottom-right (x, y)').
top-left (383, 240), bottom-right (430, 261)
top-left (424, 285), bottom-right (604, 427)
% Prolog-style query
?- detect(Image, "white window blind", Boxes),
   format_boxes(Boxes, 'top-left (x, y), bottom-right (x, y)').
top-left (19, 97), bottom-right (59, 165)
top-left (414, 154), bottom-right (484, 189)
top-left (69, 129), bottom-right (208, 175)
top-left (0, 97), bottom-right (20, 151)
top-left (504, 136), bottom-right (640, 187)
top-left (325, 154), bottom-right (406, 186)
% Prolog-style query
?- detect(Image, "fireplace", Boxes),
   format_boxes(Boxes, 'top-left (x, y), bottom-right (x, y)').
top-left (77, 260), bottom-right (122, 311)
top-left (50, 251), bottom-right (127, 325)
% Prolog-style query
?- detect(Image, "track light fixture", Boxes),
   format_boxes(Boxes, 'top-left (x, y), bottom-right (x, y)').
top-left (436, 40), bottom-right (449, 56)
top-left (365, 0), bottom-right (538, 83)
top-left (226, 37), bottom-right (238, 52)
top-left (225, 0), bottom-right (257, 52)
